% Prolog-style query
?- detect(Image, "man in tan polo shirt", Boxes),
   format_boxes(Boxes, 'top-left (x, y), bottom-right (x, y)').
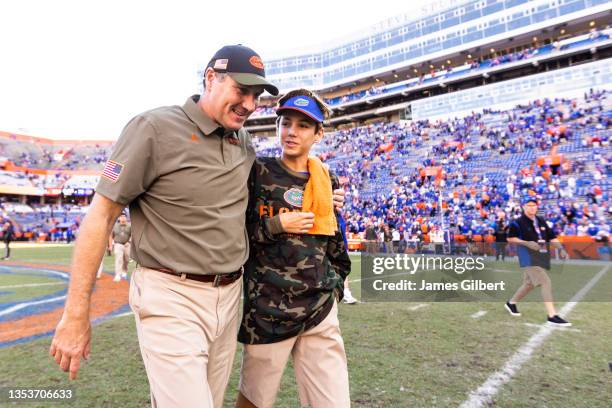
top-left (109, 212), bottom-right (131, 282)
top-left (47, 45), bottom-right (344, 408)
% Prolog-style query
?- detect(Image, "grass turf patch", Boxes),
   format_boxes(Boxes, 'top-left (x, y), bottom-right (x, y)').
top-left (1, 246), bottom-right (609, 407)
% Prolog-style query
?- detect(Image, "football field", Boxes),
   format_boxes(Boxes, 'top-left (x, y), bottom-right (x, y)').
top-left (0, 245), bottom-right (610, 407)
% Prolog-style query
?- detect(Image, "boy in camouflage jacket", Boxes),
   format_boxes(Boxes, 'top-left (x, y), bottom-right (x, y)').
top-left (236, 89), bottom-right (351, 408)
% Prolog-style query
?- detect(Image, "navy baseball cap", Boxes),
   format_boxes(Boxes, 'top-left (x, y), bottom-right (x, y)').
top-left (207, 45), bottom-right (279, 96)
top-left (276, 95), bottom-right (325, 123)
top-left (521, 195), bottom-right (538, 205)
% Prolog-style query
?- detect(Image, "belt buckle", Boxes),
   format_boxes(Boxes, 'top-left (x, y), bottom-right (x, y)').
top-left (213, 274), bottom-right (221, 287)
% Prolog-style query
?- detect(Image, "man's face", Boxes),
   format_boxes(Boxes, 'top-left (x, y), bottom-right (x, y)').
top-left (205, 69), bottom-right (264, 130)
top-left (523, 202), bottom-right (538, 217)
top-left (119, 215), bottom-right (127, 224)
top-left (277, 111), bottom-right (322, 160)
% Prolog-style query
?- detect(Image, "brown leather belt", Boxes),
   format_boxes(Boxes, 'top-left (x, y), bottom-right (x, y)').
top-left (155, 266), bottom-right (243, 287)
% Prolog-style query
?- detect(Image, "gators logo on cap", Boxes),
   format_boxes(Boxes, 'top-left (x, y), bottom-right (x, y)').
top-left (249, 56), bottom-right (264, 69)
top-left (284, 188), bottom-right (303, 207)
top-left (294, 98), bottom-right (310, 107)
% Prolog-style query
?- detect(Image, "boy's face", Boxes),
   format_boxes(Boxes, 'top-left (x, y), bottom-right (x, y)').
top-left (277, 111), bottom-right (323, 159)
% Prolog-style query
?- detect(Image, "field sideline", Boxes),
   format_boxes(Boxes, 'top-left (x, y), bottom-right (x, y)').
top-left (0, 246), bottom-right (610, 407)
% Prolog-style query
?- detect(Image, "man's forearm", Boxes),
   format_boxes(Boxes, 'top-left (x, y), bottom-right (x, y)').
top-left (64, 196), bottom-right (123, 319)
top-left (507, 237), bottom-right (530, 247)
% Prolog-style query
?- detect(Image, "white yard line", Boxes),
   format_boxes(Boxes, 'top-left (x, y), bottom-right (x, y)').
top-left (471, 310), bottom-right (487, 319)
top-left (408, 303), bottom-right (429, 311)
top-left (113, 311), bottom-right (134, 318)
top-left (524, 322), bottom-right (581, 333)
top-left (0, 282), bottom-right (67, 290)
top-left (460, 265), bottom-right (609, 408)
top-left (0, 295), bottom-right (66, 317)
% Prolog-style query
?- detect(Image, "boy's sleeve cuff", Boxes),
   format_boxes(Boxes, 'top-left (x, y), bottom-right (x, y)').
top-left (266, 215), bottom-right (284, 235)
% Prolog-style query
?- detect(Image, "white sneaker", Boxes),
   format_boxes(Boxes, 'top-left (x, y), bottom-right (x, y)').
top-left (343, 289), bottom-right (358, 304)
top-left (121, 272), bottom-right (128, 279)
top-left (113, 275), bottom-right (121, 282)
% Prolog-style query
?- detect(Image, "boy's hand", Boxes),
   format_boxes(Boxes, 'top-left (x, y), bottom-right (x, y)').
top-left (279, 212), bottom-right (315, 234)
top-left (333, 189), bottom-right (345, 210)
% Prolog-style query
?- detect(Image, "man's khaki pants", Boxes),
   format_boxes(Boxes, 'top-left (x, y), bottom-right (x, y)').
top-left (114, 242), bottom-right (130, 279)
top-left (129, 266), bottom-right (241, 408)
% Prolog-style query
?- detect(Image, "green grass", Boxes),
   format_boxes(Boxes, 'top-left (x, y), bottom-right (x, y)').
top-left (0, 284), bottom-right (66, 305)
top-left (0, 246), bottom-right (610, 407)
top-left (0, 258), bottom-right (67, 304)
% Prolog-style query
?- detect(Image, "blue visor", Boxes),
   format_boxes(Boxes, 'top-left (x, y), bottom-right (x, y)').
top-left (276, 95), bottom-right (324, 123)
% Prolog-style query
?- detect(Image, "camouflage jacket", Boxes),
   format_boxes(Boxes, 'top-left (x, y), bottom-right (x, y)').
top-left (238, 157), bottom-right (351, 345)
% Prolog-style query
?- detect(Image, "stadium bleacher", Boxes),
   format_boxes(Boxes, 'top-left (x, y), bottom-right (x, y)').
top-left (309, 90), bottom-right (610, 241)
top-left (2, 90), bottom-right (608, 243)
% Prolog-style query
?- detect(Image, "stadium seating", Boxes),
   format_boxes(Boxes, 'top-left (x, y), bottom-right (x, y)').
top-left (0, 90), bottom-right (609, 242)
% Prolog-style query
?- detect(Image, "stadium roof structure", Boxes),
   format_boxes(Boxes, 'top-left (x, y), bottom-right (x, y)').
top-left (258, 0), bottom-right (610, 92)
top-left (244, 0), bottom-right (612, 134)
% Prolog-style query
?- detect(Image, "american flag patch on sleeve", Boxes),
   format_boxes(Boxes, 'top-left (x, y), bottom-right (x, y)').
top-left (101, 160), bottom-right (124, 182)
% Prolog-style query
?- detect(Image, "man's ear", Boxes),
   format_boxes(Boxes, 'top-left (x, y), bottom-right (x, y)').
top-left (204, 68), bottom-right (216, 91)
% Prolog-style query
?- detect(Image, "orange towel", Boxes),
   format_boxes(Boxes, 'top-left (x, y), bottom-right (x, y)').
top-left (302, 156), bottom-right (337, 236)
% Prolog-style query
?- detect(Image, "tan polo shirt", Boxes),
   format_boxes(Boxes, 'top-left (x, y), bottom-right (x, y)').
top-left (96, 95), bottom-right (255, 275)
top-left (112, 223), bottom-right (131, 245)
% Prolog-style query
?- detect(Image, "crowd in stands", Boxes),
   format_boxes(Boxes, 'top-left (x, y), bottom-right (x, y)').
top-left (0, 90), bottom-right (609, 247)
top-left (1, 202), bottom-right (85, 243)
top-left (320, 89), bottom-right (610, 246)
top-left (0, 137), bottom-right (112, 171)
top-left (248, 89), bottom-right (610, 249)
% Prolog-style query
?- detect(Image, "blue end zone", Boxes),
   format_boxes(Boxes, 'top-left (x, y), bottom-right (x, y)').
top-left (0, 265), bottom-right (70, 322)
top-left (0, 303), bottom-right (132, 349)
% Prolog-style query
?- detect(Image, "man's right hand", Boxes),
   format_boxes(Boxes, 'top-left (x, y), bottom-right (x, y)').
top-left (279, 212), bottom-right (315, 234)
top-left (49, 315), bottom-right (92, 380)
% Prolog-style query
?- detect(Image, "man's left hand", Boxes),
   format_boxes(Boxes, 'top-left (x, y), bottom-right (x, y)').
top-left (333, 189), bottom-right (345, 211)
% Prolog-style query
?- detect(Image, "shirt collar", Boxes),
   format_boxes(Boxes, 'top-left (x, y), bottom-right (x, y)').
top-left (182, 95), bottom-right (223, 136)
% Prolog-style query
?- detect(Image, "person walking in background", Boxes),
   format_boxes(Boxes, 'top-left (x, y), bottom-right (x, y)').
top-left (505, 196), bottom-right (571, 326)
top-left (2, 220), bottom-right (15, 260)
top-left (494, 211), bottom-right (508, 261)
top-left (109, 212), bottom-right (131, 282)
